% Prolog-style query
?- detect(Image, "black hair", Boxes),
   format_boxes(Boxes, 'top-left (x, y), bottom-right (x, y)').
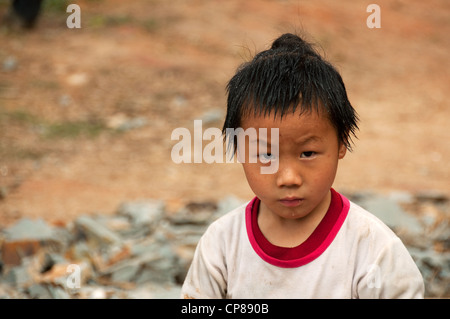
top-left (222, 33), bottom-right (359, 152)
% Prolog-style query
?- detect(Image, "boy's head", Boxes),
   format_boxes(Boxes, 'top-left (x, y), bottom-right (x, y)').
top-left (223, 33), bottom-right (359, 153)
top-left (222, 33), bottom-right (359, 220)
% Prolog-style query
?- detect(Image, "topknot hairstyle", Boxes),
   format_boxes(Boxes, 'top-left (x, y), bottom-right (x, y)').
top-left (223, 33), bottom-right (359, 152)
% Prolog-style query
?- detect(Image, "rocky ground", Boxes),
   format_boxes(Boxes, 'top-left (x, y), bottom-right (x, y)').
top-left (0, 0), bottom-right (448, 299)
top-left (0, 190), bottom-right (448, 299)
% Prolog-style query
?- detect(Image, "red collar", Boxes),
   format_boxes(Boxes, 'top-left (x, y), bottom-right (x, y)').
top-left (246, 188), bottom-right (350, 268)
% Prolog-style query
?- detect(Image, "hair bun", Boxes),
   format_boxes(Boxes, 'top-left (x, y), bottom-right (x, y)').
top-left (270, 33), bottom-right (320, 59)
top-left (270, 33), bottom-right (308, 50)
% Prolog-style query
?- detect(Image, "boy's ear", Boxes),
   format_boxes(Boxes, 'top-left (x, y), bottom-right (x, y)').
top-left (338, 142), bottom-right (347, 159)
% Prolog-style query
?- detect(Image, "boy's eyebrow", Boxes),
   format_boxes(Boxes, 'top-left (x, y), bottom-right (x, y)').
top-left (249, 138), bottom-right (272, 145)
top-left (296, 135), bottom-right (322, 145)
top-left (249, 135), bottom-right (321, 145)
top-left (249, 139), bottom-right (268, 143)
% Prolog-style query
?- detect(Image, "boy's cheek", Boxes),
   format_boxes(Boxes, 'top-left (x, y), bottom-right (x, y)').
top-left (260, 159), bottom-right (279, 175)
top-left (242, 163), bottom-right (264, 185)
top-left (242, 161), bottom-right (279, 180)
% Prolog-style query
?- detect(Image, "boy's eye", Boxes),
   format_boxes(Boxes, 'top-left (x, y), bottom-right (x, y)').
top-left (259, 153), bottom-right (276, 163)
top-left (300, 151), bottom-right (316, 158)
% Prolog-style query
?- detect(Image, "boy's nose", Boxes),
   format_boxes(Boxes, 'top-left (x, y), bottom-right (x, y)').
top-left (276, 165), bottom-right (302, 188)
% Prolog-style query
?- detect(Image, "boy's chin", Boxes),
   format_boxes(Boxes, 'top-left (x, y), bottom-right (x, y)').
top-left (262, 201), bottom-right (313, 220)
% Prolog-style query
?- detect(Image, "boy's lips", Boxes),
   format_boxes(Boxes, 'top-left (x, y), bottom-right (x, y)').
top-left (279, 197), bottom-right (304, 207)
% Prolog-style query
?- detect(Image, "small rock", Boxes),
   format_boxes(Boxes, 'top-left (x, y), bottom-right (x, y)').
top-left (87, 287), bottom-right (107, 299)
top-left (4, 218), bottom-right (56, 241)
top-left (48, 285), bottom-right (71, 299)
top-left (173, 94), bottom-right (187, 107)
top-left (1, 240), bottom-right (41, 266)
top-left (118, 117), bottom-right (148, 131)
top-left (27, 283), bottom-right (51, 299)
top-left (117, 199), bottom-right (165, 227)
top-left (388, 191), bottom-right (414, 204)
top-left (216, 195), bottom-right (247, 218)
top-left (106, 113), bottom-right (148, 131)
top-left (408, 247), bottom-right (450, 298)
top-left (74, 215), bottom-right (122, 246)
top-left (2, 265), bottom-right (33, 287)
top-left (1, 218), bottom-right (60, 266)
top-left (171, 201), bottom-right (217, 225)
top-left (0, 186), bottom-right (8, 200)
top-left (66, 72), bottom-right (89, 86)
top-left (201, 109), bottom-right (224, 125)
top-left (354, 195), bottom-right (423, 237)
top-left (416, 190), bottom-right (449, 203)
top-left (109, 260), bottom-right (141, 283)
top-left (58, 94), bottom-right (72, 107)
top-left (2, 56), bottom-right (17, 72)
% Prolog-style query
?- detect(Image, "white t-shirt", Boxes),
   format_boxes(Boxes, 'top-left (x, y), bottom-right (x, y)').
top-left (181, 190), bottom-right (424, 299)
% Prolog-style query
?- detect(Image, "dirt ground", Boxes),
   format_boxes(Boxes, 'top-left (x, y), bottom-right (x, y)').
top-left (0, 0), bottom-right (449, 228)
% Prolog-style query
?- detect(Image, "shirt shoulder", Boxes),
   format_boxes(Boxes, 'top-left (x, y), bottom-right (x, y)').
top-left (342, 200), bottom-right (424, 298)
top-left (199, 200), bottom-right (249, 247)
top-left (180, 201), bottom-right (251, 298)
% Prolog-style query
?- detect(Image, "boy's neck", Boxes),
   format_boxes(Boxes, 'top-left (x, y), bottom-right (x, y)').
top-left (257, 190), bottom-right (331, 248)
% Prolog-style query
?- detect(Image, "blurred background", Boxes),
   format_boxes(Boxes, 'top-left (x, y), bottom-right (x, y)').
top-left (1, 0), bottom-right (448, 225)
top-left (0, 0), bottom-right (449, 298)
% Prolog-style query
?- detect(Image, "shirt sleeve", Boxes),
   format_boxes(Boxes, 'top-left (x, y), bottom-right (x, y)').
top-left (180, 224), bottom-right (228, 299)
top-left (356, 237), bottom-right (425, 299)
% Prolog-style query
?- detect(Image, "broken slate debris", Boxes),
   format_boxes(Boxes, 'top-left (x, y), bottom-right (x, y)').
top-left (0, 192), bottom-right (448, 298)
top-left (353, 193), bottom-right (423, 239)
top-left (1, 218), bottom-right (62, 266)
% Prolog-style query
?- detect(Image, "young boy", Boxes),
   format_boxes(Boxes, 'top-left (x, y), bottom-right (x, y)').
top-left (180, 33), bottom-right (424, 298)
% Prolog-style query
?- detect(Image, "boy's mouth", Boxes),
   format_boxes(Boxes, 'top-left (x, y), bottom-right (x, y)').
top-left (279, 197), bottom-right (304, 207)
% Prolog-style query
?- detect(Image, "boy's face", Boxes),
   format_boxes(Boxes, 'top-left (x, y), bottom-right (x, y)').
top-left (240, 108), bottom-right (346, 221)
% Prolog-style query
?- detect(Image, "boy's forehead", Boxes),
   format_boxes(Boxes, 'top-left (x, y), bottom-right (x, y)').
top-left (240, 106), bottom-right (329, 127)
top-left (239, 106), bottom-right (338, 142)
